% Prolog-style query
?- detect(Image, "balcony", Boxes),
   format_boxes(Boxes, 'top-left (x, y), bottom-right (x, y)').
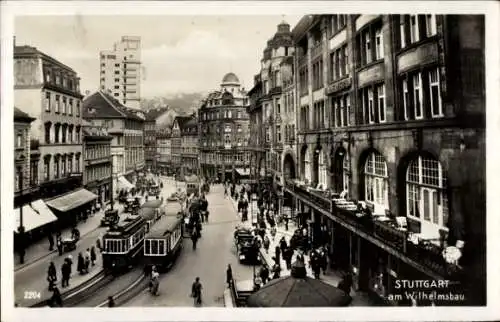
top-left (311, 43), bottom-right (323, 59)
top-left (284, 179), bottom-right (462, 280)
top-left (269, 86), bottom-right (282, 96)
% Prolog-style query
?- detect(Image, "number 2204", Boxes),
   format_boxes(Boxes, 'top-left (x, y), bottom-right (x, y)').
top-left (24, 291), bottom-right (41, 299)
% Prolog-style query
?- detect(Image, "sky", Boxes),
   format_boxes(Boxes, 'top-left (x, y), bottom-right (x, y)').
top-left (15, 15), bottom-right (301, 98)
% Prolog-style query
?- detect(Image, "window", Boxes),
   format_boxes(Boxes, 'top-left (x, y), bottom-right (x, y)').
top-left (68, 99), bottom-right (73, 115)
top-left (406, 156), bottom-right (448, 239)
top-left (276, 125), bottom-right (281, 143)
top-left (364, 151), bottom-right (388, 210)
top-left (114, 71), bottom-right (120, 75)
top-left (367, 88), bottom-right (375, 123)
top-left (16, 132), bottom-right (22, 147)
top-left (429, 68), bottom-right (443, 117)
top-left (343, 46), bottom-right (349, 76)
top-left (46, 71), bottom-right (51, 82)
top-left (30, 160), bottom-right (38, 186)
top-left (44, 158), bottom-right (50, 181)
top-left (61, 156), bottom-right (66, 176)
top-left (75, 154), bottom-right (80, 172)
top-left (343, 153), bottom-right (350, 192)
top-left (61, 124), bottom-right (67, 143)
top-left (55, 95), bottom-right (60, 113)
top-left (375, 27), bottom-right (384, 60)
top-left (54, 124), bottom-right (60, 143)
top-left (413, 73), bottom-right (423, 119)
top-left (377, 84), bottom-right (386, 122)
top-left (45, 92), bottom-right (51, 112)
top-left (410, 15), bottom-right (419, 43)
top-left (425, 15), bottom-right (437, 37)
top-left (67, 156), bottom-right (72, 173)
top-left (237, 124), bottom-right (242, 132)
top-left (228, 111), bottom-right (232, 118)
top-left (400, 16), bottom-right (407, 48)
top-left (237, 111), bottom-right (242, 118)
top-left (54, 157), bottom-right (60, 178)
top-left (403, 79), bottom-right (410, 120)
top-left (363, 30), bottom-right (372, 64)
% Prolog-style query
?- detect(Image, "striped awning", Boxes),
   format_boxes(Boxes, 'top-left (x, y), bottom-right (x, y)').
top-left (45, 188), bottom-right (98, 212)
top-left (15, 200), bottom-right (58, 233)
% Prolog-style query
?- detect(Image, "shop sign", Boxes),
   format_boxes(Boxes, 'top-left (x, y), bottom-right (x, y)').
top-left (326, 77), bottom-right (352, 95)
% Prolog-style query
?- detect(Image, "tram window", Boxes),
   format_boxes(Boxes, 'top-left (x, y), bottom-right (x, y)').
top-left (151, 240), bottom-right (158, 254)
top-left (145, 240), bottom-right (151, 254)
top-left (158, 240), bottom-right (165, 254)
top-left (121, 239), bottom-right (127, 252)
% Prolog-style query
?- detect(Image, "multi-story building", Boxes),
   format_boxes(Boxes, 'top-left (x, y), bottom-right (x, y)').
top-left (171, 116), bottom-right (190, 177)
top-left (14, 107), bottom-right (35, 209)
top-left (198, 73), bottom-right (251, 183)
top-left (83, 122), bottom-right (113, 206)
top-left (99, 36), bottom-right (142, 109)
top-left (247, 75), bottom-right (265, 183)
top-left (83, 91), bottom-right (145, 197)
top-left (284, 15), bottom-right (485, 306)
top-left (14, 45), bottom-right (96, 227)
top-left (157, 128), bottom-right (172, 175)
top-left (181, 113), bottom-right (199, 176)
top-left (248, 21), bottom-right (296, 199)
top-left (144, 107), bottom-right (170, 172)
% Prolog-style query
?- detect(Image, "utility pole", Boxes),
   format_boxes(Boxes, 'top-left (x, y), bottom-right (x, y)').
top-left (18, 171), bottom-right (25, 264)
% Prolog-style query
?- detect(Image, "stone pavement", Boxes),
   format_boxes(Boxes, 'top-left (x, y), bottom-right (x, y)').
top-left (228, 187), bottom-right (375, 306)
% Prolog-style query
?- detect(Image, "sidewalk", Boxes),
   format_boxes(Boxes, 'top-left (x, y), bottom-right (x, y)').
top-left (228, 188), bottom-right (375, 306)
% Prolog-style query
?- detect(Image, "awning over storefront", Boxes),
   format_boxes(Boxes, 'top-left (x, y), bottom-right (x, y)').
top-left (235, 168), bottom-right (250, 176)
top-left (14, 200), bottom-right (58, 233)
top-left (118, 176), bottom-right (135, 190)
top-left (45, 188), bottom-right (98, 212)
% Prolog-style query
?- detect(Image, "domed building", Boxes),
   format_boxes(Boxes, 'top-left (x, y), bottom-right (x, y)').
top-left (198, 73), bottom-right (251, 182)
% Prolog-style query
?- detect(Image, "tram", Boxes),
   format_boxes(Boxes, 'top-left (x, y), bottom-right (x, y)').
top-left (101, 214), bottom-right (146, 272)
top-left (143, 215), bottom-right (184, 273)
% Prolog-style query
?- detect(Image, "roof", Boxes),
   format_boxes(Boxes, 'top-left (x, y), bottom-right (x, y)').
top-left (144, 107), bottom-right (170, 121)
top-left (174, 115), bottom-right (193, 129)
top-left (14, 45), bottom-right (76, 73)
top-left (141, 199), bottom-right (163, 209)
top-left (183, 116), bottom-right (198, 129)
top-left (83, 91), bottom-right (144, 120)
top-left (14, 107), bottom-right (35, 122)
top-left (164, 201), bottom-right (182, 216)
top-left (146, 215), bottom-right (183, 239)
top-left (291, 15), bottom-right (322, 41)
top-left (222, 72), bottom-right (240, 84)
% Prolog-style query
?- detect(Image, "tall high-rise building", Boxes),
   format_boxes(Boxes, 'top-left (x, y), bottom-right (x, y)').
top-left (99, 36), bottom-right (142, 109)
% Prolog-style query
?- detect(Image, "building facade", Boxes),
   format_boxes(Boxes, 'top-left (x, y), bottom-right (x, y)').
top-left (14, 107), bottom-right (35, 208)
top-left (283, 15), bottom-right (485, 306)
top-left (14, 45), bottom-right (96, 227)
top-left (198, 73), bottom-right (251, 183)
top-left (181, 114), bottom-right (199, 176)
top-left (144, 107), bottom-right (170, 172)
top-left (83, 91), bottom-right (145, 197)
top-left (83, 123), bottom-right (113, 206)
top-left (171, 116), bottom-right (190, 178)
top-left (157, 128), bottom-right (172, 175)
top-left (99, 36), bottom-right (142, 109)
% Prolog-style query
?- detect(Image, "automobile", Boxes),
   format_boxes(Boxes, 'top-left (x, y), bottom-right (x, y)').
top-left (61, 238), bottom-right (77, 253)
top-left (101, 209), bottom-right (119, 227)
top-left (237, 236), bottom-right (261, 264)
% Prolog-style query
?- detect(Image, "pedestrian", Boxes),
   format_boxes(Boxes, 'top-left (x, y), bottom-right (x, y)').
top-left (191, 230), bottom-right (199, 250)
top-left (77, 252), bottom-right (85, 275)
top-left (337, 272), bottom-right (353, 295)
top-left (275, 245), bottom-right (281, 264)
top-left (150, 266), bottom-right (160, 296)
top-left (90, 246), bottom-right (97, 266)
top-left (271, 260), bottom-right (281, 279)
top-left (48, 233), bottom-right (54, 251)
top-left (61, 261), bottom-right (70, 288)
top-left (47, 262), bottom-right (57, 291)
top-left (279, 237), bottom-right (288, 254)
top-left (283, 247), bottom-right (293, 270)
top-left (263, 235), bottom-right (270, 253)
top-left (270, 226), bottom-right (277, 241)
top-left (226, 264), bottom-right (233, 287)
top-left (259, 265), bottom-right (270, 284)
top-left (57, 237), bottom-right (63, 256)
top-left (85, 249), bottom-right (91, 272)
top-left (107, 296), bottom-right (115, 307)
top-left (50, 286), bottom-right (63, 307)
top-left (96, 237), bottom-right (102, 252)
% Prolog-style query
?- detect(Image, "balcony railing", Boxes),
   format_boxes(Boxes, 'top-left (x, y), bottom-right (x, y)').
top-left (284, 179), bottom-right (462, 279)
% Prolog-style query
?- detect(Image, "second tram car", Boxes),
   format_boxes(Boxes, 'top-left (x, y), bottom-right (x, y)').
top-left (143, 215), bottom-right (184, 273)
top-left (102, 215), bottom-right (146, 272)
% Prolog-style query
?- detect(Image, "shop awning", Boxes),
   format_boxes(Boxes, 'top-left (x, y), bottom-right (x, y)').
top-left (14, 200), bottom-right (58, 233)
top-left (118, 176), bottom-right (135, 190)
top-left (45, 188), bottom-right (98, 212)
top-left (235, 168), bottom-right (250, 176)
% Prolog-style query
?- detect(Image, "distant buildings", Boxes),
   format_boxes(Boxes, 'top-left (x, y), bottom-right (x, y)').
top-left (83, 91), bottom-right (145, 197)
top-left (14, 107), bottom-right (35, 208)
top-left (198, 73), bottom-right (251, 183)
top-left (99, 36), bottom-right (142, 109)
top-left (144, 107), bottom-right (170, 172)
top-left (181, 113), bottom-right (199, 176)
top-left (157, 128), bottom-right (172, 175)
top-left (82, 122), bottom-right (113, 206)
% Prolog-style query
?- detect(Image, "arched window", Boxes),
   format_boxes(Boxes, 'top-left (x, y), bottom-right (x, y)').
top-left (304, 148), bottom-right (311, 183)
top-left (406, 155), bottom-right (448, 238)
top-left (318, 150), bottom-right (327, 188)
top-left (342, 152), bottom-right (350, 192)
top-left (44, 122), bottom-right (52, 144)
top-left (61, 155), bottom-right (66, 176)
top-left (54, 123), bottom-right (61, 143)
top-left (364, 151), bottom-right (388, 211)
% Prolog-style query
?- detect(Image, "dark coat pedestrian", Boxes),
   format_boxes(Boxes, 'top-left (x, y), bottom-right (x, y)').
top-left (271, 262), bottom-right (281, 279)
top-left (50, 286), bottom-right (63, 307)
top-left (47, 262), bottom-right (57, 290)
top-left (337, 272), bottom-right (353, 295)
top-left (107, 296), bottom-right (115, 307)
top-left (96, 238), bottom-right (102, 252)
top-left (263, 235), bottom-right (270, 252)
top-left (283, 247), bottom-right (293, 270)
top-left (48, 233), bottom-right (54, 251)
top-left (274, 245), bottom-right (281, 264)
top-left (57, 238), bottom-right (63, 256)
top-left (61, 262), bottom-right (71, 288)
top-left (226, 264), bottom-right (233, 286)
top-left (90, 246), bottom-right (97, 266)
top-left (279, 237), bottom-right (288, 254)
top-left (77, 253), bottom-right (85, 274)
